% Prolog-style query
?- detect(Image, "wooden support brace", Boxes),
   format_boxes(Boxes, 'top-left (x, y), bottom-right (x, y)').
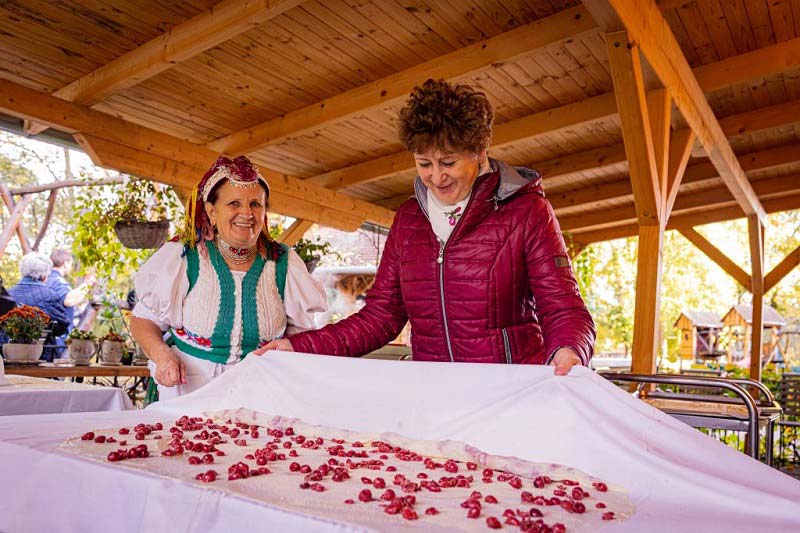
top-left (764, 243), bottom-right (800, 292)
top-left (663, 128), bottom-right (695, 220)
top-left (277, 219), bottom-right (314, 246)
top-left (0, 195), bottom-right (32, 259)
top-left (678, 227), bottom-right (752, 289)
top-left (0, 182), bottom-right (32, 254)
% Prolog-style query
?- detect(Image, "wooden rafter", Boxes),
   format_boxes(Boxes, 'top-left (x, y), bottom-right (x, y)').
top-left (277, 219), bottom-right (314, 247)
top-left (75, 134), bottom-right (365, 233)
top-left (26, 0), bottom-right (304, 135)
top-left (207, 5), bottom-right (598, 155)
top-left (570, 192), bottom-right (800, 246)
top-left (602, 0), bottom-right (766, 222)
top-left (678, 227), bottom-right (751, 289)
top-left (764, 244), bottom-right (800, 293)
top-left (305, 38), bottom-right (800, 192)
top-left (0, 78), bottom-right (395, 230)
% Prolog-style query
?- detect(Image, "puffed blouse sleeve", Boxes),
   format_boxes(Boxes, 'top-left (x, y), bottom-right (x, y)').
top-left (131, 241), bottom-right (189, 331)
top-left (284, 249), bottom-right (328, 335)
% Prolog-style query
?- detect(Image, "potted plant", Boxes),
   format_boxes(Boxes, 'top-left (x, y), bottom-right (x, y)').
top-left (66, 329), bottom-right (97, 365)
top-left (293, 237), bottom-right (340, 273)
top-left (106, 177), bottom-right (178, 249)
top-left (99, 330), bottom-right (126, 365)
top-left (0, 305), bottom-right (50, 362)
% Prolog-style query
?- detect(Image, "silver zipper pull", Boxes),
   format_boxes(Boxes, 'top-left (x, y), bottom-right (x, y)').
top-left (492, 196), bottom-right (499, 211)
top-left (437, 240), bottom-right (445, 264)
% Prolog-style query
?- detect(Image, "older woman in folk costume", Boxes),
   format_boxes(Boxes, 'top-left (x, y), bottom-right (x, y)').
top-left (130, 156), bottom-right (327, 399)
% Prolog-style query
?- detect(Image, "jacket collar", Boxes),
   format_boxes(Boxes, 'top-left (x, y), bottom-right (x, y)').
top-left (414, 158), bottom-right (542, 218)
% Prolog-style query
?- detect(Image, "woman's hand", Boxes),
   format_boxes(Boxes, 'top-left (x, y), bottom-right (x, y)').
top-left (253, 338), bottom-right (294, 356)
top-left (550, 347), bottom-right (582, 376)
top-left (152, 348), bottom-right (187, 387)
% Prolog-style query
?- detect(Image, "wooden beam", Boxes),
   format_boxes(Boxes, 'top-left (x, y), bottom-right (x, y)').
top-left (663, 128), bottom-right (695, 219)
top-left (764, 243), bottom-right (800, 292)
top-left (571, 192), bottom-right (800, 246)
top-left (719, 98), bottom-right (800, 139)
top-left (309, 37), bottom-right (800, 191)
top-left (679, 227), bottom-right (751, 288)
top-left (605, 30), bottom-right (662, 227)
top-left (277, 219), bottom-right (313, 246)
top-left (694, 36), bottom-right (800, 93)
top-left (0, 78), bottom-right (395, 229)
top-left (8, 177), bottom-right (125, 195)
top-left (0, 195), bottom-right (32, 259)
top-left (0, 182), bottom-right (32, 254)
top-left (605, 0), bottom-right (767, 222)
top-left (559, 172), bottom-right (800, 232)
top-left (631, 225), bottom-right (664, 374)
top-left (26, 0), bottom-right (303, 135)
top-left (207, 5), bottom-right (598, 154)
top-left (33, 190), bottom-right (58, 251)
top-left (748, 215), bottom-right (764, 382)
top-left (74, 135), bottom-right (365, 232)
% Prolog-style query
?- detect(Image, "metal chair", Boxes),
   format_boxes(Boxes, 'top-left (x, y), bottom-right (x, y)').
top-left (600, 372), bottom-right (782, 464)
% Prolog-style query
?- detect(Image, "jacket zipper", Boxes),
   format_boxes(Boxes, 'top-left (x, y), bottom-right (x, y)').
top-left (437, 239), bottom-right (455, 362)
top-left (502, 328), bottom-right (512, 364)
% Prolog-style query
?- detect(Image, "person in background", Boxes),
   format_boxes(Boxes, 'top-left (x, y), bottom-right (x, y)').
top-left (259, 79), bottom-right (595, 374)
top-left (46, 249), bottom-right (97, 357)
top-left (7, 253), bottom-right (69, 361)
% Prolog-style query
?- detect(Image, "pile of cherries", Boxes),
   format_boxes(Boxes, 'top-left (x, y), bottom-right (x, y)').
top-left (78, 417), bottom-right (621, 530)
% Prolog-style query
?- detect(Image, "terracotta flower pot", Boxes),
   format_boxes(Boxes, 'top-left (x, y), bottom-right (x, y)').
top-left (2, 343), bottom-right (43, 363)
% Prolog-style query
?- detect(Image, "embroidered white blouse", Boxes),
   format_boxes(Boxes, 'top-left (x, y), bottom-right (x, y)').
top-left (132, 241), bottom-right (328, 362)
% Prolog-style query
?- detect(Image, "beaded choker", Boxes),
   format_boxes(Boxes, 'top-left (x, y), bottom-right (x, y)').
top-left (216, 235), bottom-right (256, 265)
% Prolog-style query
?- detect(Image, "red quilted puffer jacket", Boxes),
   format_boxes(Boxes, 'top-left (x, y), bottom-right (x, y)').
top-left (290, 159), bottom-right (595, 365)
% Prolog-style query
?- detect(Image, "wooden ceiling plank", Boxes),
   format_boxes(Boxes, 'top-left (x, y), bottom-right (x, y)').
top-left (604, 0), bottom-right (767, 222)
top-left (24, 1), bottom-right (305, 136)
top-left (206, 5), bottom-right (599, 154)
top-left (679, 227), bottom-right (752, 288)
top-left (764, 243), bottom-right (800, 292)
top-left (606, 30), bottom-right (661, 225)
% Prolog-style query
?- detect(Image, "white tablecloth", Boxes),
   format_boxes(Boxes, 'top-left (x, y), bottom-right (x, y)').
top-left (0, 374), bottom-right (133, 415)
top-left (1, 352), bottom-right (798, 532)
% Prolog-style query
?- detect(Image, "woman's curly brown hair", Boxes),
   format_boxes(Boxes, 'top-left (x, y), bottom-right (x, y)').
top-left (398, 79), bottom-right (494, 154)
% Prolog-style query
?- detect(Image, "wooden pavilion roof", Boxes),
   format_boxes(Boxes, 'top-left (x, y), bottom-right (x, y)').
top-left (0, 0), bottom-right (799, 241)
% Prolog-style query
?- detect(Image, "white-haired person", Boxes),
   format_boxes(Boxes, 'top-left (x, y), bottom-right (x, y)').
top-left (7, 252), bottom-right (70, 361)
top-left (130, 155), bottom-right (327, 400)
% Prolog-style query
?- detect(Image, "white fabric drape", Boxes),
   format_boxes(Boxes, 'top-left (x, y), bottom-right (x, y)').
top-left (0, 375), bottom-right (133, 415)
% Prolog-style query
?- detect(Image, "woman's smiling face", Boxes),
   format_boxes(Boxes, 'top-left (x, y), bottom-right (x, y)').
top-left (414, 148), bottom-right (484, 205)
top-left (205, 181), bottom-right (266, 248)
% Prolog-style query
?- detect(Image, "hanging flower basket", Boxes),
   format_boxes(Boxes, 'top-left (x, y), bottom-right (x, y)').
top-left (114, 220), bottom-right (170, 249)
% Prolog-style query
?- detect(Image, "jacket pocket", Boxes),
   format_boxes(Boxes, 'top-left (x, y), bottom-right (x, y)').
top-left (501, 328), bottom-right (512, 364)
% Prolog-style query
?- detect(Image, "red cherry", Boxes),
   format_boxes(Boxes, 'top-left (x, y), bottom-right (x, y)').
top-left (107, 451), bottom-right (121, 462)
top-left (380, 489), bottom-right (396, 501)
top-left (425, 507), bottom-right (439, 516)
top-left (94, 435), bottom-right (106, 443)
top-left (485, 495), bottom-right (498, 504)
top-left (358, 489), bottom-right (373, 502)
top-left (81, 432), bottom-right (95, 441)
top-left (372, 477), bottom-right (386, 489)
top-left (118, 428), bottom-right (130, 435)
top-left (596, 502), bottom-right (606, 509)
top-left (467, 507), bottom-right (480, 519)
top-left (602, 512), bottom-right (616, 520)
top-left (553, 524), bottom-right (566, 533)
top-left (401, 508), bottom-right (418, 521)
top-left (486, 517), bottom-right (502, 529)
top-left (593, 482), bottom-right (608, 492)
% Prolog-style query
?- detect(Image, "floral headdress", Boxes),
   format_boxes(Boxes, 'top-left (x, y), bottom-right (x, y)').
top-left (182, 155), bottom-right (271, 248)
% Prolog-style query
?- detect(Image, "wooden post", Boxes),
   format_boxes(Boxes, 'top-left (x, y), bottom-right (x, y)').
top-left (0, 195), bottom-right (32, 258)
top-left (748, 215), bottom-right (764, 382)
top-left (632, 225), bottom-right (664, 374)
top-left (0, 182), bottom-right (32, 254)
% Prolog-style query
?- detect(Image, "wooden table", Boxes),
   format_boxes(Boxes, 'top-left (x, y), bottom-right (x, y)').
top-left (4, 364), bottom-right (151, 407)
top-left (4, 364), bottom-right (150, 379)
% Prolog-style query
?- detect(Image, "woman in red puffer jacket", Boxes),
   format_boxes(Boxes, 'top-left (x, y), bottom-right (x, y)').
top-left (258, 79), bottom-right (595, 375)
